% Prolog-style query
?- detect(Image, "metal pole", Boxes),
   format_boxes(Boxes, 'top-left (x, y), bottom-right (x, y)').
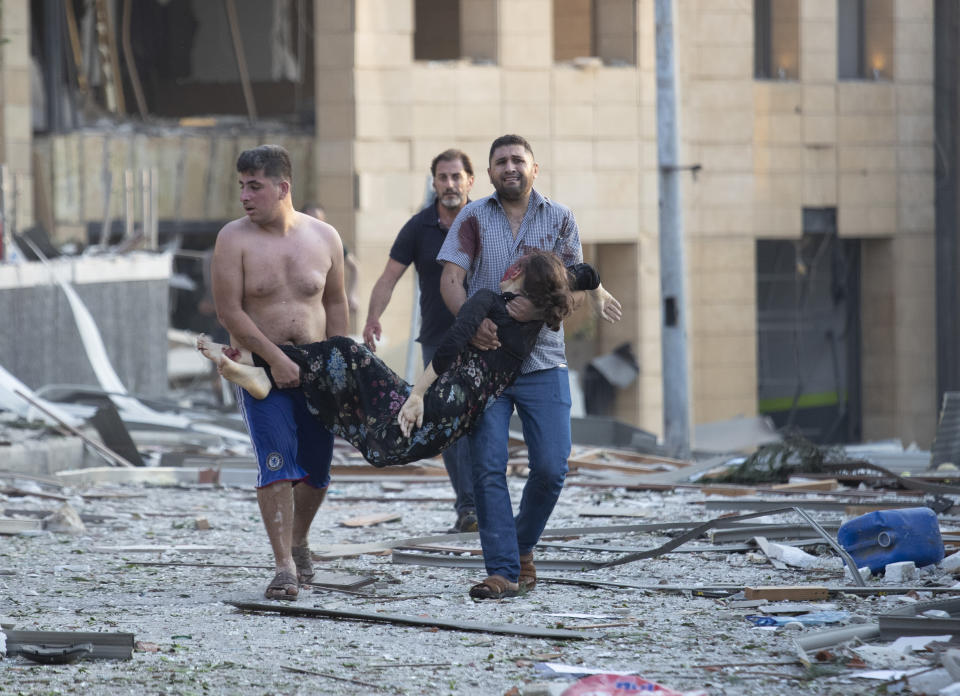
top-left (654, 0), bottom-right (691, 459)
top-left (0, 165), bottom-right (9, 261)
top-left (123, 169), bottom-right (135, 240)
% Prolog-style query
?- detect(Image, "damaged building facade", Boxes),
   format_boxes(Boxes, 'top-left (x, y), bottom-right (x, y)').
top-left (0, 0), bottom-right (955, 447)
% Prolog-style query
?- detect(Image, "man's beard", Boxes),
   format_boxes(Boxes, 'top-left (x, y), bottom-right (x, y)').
top-left (494, 175), bottom-right (526, 201)
top-left (439, 193), bottom-right (464, 209)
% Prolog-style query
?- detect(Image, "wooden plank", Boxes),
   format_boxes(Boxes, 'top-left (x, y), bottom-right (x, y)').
top-left (699, 486), bottom-right (758, 497)
top-left (744, 586), bottom-right (830, 601)
top-left (340, 512), bottom-right (402, 528)
top-left (0, 518), bottom-right (43, 534)
top-left (396, 543), bottom-right (483, 555)
top-left (772, 479), bottom-right (840, 492)
top-left (89, 545), bottom-right (219, 553)
top-left (5, 630), bottom-right (134, 660)
top-left (576, 506), bottom-right (651, 518)
top-left (227, 600), bottom-right (591, 640)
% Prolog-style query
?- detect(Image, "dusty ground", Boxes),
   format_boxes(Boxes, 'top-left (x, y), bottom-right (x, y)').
top-left (1, 468), bottom-right (957, 696)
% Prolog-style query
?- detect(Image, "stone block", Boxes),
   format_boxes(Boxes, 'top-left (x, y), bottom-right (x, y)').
top-left (801, 20), bottom-right (834, 53)
top-left (314, 139), bottom-right (354, 175)
top-left (315, 34), bottom-right (356, 69)
top-left (802, 84), bottom-right (836, 114)
top-left (552, 140), bottom-right (594, 169)
top-left (751, 205), bottom-right (802, 236)
top-left (839, 172), bottom-right (896, 205)
top-left (697, 172), bottom-right (753, 207)
top-left (895, 51), bottom-right (933, 83)
top-left (837, 114), bottom-right (897, 144)
top-left (800, 51), bottom-right (836, 83)
top-left (803, 170), bottom-right (838, 206)
top-left (753, 145), bottom-right (803, 173)
top-left (753, 82), bottom-right (803, 114)
top-left (356, 103), bottom-right (411, 139)
top-left (354, 140), bottom-right (409, 172)
top-left (898, 172), bottom-right (934, 205)
top-left (554, 104), bottom-right (595, 137)
top-left (694, 206), bottom-right (756, 235)
top-left (595, 68), bottom-right (640, 104)
top-left (896, 84), bottom-right (934, 114)
top-left (693, 364), bottom-right (756, 399)
top-left (456, 102), bottom-right (502, 138)
top-left (895, 0), bottom-right (932, 20)
top-left (803, 145), bottom-right (837, 172)
top-left (694, 81), bottom-right (752, 112)
top-left (753, 172), bottom-right (803, 205)
top-left (693, 45), bottom-right (751, 78)
top-left (356, 32), bottom-right (413, 68)
top-left (316, 69), bottom-right (355, 102)
top-left (838, 83), bottom-right (896, 114)
top-left (356, 68), bottom-right (413, 104)
top-left (899, 203), bottom-right (934, 234)
top-left (2, 103), bottom-right (30, 142)
top-left (695, 11), bottom-right (751, 44)
top-left (494, 103), bottom-right (545, 139)
top-left (594, 140), bottom-right (639, 170)
top-left (317, 103), bottom-right (357, 140)
top-left (595, 104), bottom-right (638, 138)
top-left (179, 136), bottom-right (212, 220)
top-left (699, 143), bottom-right (754, 171)
top-left (838, 204), bottom-right (897, 236)
top-left (500, 35), bottom-right (551, 68)
top-left (803, 115), bottom-right (836, 145)
top-left (898, 114), bottom-right (934, 144)
top-left (838, 145), bottom-right (897, 172)
top-left (692, 334), bottom-right (757, 369)
top-left (317, 174), bottom-right (356, 212)
top-left (455, 65), bottom-right (502, 104)
top-left (501, 0), bottom-right (551, 33)
top-left (315, 0), bottom-right (354, 34)
top-left (502, 69), bottom-right (551, 103)
top-left (883, 561), bottom-right (916, 583)
top-left (552, 66), bottom-right (598, 104)
top-left (356, 0), bottom-right (413, 33)
top-left (689, 109), bottom-right (755, 143)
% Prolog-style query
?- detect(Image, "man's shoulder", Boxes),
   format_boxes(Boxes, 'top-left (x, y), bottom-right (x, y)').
top-left (531, 189), bottom-right (572, 217)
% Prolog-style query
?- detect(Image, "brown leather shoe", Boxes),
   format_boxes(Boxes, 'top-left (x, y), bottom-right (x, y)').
top-left (519, 552), bottom-right (536, 591)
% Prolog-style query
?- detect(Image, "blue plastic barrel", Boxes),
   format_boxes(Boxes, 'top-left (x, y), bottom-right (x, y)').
top-left (837, 507), bottom-right (944, 575)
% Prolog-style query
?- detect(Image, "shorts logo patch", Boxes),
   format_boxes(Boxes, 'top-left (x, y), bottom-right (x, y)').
top-left (266, 452), bottom-right (284, 471)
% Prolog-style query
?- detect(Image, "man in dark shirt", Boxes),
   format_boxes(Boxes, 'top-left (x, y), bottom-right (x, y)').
top-left (362, 149), bottom-right (478, 532)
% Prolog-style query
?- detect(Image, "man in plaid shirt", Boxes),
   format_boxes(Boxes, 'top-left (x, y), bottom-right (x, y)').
top-left (438, 134), bottom-right (620, 599)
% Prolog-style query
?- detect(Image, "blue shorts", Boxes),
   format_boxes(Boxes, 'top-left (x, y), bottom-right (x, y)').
top-left (237, 386), bottom-right (333, 489)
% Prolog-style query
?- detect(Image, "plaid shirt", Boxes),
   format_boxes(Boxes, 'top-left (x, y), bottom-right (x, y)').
top-left (437, 188), bottom-right (583, 373)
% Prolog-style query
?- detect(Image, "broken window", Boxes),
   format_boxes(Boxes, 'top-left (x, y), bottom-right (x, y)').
top-left (414, 0), bottom-right (462, 60)
top-left (838, 0), bottom-right (893, 80)
top-left (756, 209), bottom-right (863, 444)
top-left (554, 0), bottom-right (637, 66)
top-left (754, 0), bottom-right (800, 80)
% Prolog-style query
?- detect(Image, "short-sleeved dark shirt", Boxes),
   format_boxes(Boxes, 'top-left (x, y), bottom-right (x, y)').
top-left (389, 201), bottom-right (462, 346)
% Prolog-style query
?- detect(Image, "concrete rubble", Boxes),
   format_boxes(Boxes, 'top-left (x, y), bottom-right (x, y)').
top-left (3, 416), bottom-right (960, 695)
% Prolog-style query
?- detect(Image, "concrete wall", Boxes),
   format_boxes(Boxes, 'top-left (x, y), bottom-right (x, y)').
top-left (0, 253), bottom-right (171, 397)
top-left (0, 0), bottom-right (34, 233)
top-left (34, 129), bottom-right (316, 246)
top-left (680, 0), bottom-right (935, 445)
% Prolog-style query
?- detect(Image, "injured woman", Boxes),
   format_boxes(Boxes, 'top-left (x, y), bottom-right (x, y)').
top-left (198, 249), bottom-right (621, 468)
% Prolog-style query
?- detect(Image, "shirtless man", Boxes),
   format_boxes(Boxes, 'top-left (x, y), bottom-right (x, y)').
top-left (211, 144), bottom-right (349, 600)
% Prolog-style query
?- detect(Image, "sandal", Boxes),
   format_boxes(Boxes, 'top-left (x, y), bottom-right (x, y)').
top-left (519, 552), bottom-right (537, 591)
top-left (469, 574), bottom-right (519, 600)
top-left (291, 544), bottom-right (315, 583)
top-left (265, 570), bottom-right (299, 600)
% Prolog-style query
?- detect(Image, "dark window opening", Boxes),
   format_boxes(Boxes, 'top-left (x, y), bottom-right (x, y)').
top-left (838, 0), bottom-right (893, 80)
top-left (756, 208), bottom-right (863, 444)
top-left (414, 0), bottom-right (461, 60)
top-left (754, 0), bottom-right (799, 80)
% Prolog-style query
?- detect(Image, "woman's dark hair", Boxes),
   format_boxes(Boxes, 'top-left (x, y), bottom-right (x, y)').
top-left (521, 250), bottom-right (574, 331)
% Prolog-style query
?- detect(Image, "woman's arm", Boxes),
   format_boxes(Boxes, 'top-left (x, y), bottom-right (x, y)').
top-left (397, 363), bottom-right (438, 436)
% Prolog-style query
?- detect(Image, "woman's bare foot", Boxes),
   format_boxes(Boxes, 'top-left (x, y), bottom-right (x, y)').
top-left (196, 334), bottom-right (253, 366)
top-left (218, 354), bottom-right (272, 399)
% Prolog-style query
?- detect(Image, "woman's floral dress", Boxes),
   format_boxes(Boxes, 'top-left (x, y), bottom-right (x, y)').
top-left (255, 264), bottom-right (600, 467)
top-left (268, 291), bottom-right (539, 467)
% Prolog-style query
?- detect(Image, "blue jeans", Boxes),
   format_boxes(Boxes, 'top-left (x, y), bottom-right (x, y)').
top-left (468, 367), bottom-right (571, 581)
top-left (421, 343), bottom-right (475, 515)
